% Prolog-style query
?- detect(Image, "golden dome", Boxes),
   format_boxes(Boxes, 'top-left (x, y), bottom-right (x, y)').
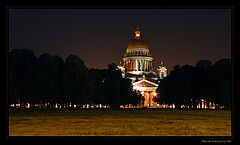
top-left (127, 39), bottom-right (149, 49)
top-left (126, 27), bottom-right (149, 52)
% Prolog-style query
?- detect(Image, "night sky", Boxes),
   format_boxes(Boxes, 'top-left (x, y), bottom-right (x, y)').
top-left (9, 9), bottom-right (231, 72)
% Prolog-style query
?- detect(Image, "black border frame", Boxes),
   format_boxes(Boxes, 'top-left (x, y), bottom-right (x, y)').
top-left (2, 0), bottom-right (239, 144)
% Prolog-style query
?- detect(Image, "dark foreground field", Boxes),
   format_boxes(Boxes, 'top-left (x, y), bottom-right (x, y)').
top-left (9, 109), bottom-right (231, 136)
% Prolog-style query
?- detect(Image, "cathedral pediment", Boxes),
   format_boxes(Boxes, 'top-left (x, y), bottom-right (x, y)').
top-left (132, 79), bottom-right (158, 92)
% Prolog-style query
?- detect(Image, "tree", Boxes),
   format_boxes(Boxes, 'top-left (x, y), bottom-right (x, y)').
top-left (8, 49), bottom-right (144, 109)
top-left (157, 59), bottom-right (231, 110)
top-left (63, 55), bottom-right (94, 106)
top-left (211, 59), bottom-right (231, 109)
top-left (180, 65), bottom-right (195, 108)
top-left (37, 53), bottom-right (65, 106)
top-left (8, 64), bottom-right (17, 105)
top-left (157, 65), bottom-right (185, 108)
top-left (104, 63), bottom-right (122, 108)
top-left (52, 55), bottom-right (66, 105)
top-left (89, 68), bottom-right (107, 105)
top-left (9, 48), bottom-right (39, 107)
top-left (89, 63), bottom-right (142, 108)
top-left (196, 60), bottom-right (213, 108)
top-left (120, 77), bottom-right (142, 106)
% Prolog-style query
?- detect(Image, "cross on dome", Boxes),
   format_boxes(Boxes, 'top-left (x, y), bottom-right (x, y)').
top-left (135, 26), bottom-right (141, 39)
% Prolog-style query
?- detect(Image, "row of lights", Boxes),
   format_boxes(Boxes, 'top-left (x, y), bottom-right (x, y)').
top-left (10, 103), bottom-right (222, 109)
top-left (10, 103), bottom-right (112, 109)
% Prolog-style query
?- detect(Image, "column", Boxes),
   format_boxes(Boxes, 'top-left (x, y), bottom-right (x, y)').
top-left (138, 60), bottom-right (140, 71)
top-left (147, 61), bottom-right (150, 71)
top-left (148, 92), bottom-right (150, 107)
top-left (136, 60), bottom-right (138, 71)
top-left (148, 62), bottom-right (150, 71)
top-left (143, 92), bottom-right (145, 107)
top-left (146, 61), bottom-right (148, 71)
top-left (135, 60), bottom-right (137, 71)
top-left (131, 61), bottom-right (133, 71)
top-left (129, 61), bottom-right (132, 71)
top-left (142, 60), bottom-right (144, 71)
top-left (140, 60), bottom-right (142, 71)
top-left (133, 60), bottom-right (135, 71)
top-left (149, 92), bottom-right (152, 107)
top-left (147, 61), bottom-right (149, 71)
top-left (139, 60), bottom-right (141, 71)
top-left (149, 62), bottom-right (151, 71)
top-left (145, 60), bottom-right (147, 71)
top-left (130, 61), bottom-right (131, 71)
top-left (144, 92), bottom-right (149, 107)
top-left (143, 60), bottom-right (145, 71)
top-left (132, 61), bottom-right (134, 71)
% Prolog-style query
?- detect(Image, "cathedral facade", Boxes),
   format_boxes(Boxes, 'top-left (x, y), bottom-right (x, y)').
top-left (118, 27), bottom-right (167, 108)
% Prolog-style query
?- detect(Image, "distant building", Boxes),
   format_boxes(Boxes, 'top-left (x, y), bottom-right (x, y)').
top-left (118, 26), bottom-right (167, 107)
top-left (157, 61), bottom-right (167, 79)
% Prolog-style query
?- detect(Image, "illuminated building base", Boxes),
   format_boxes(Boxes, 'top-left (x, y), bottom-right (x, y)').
top-left (132, 78), bottom-right (158, 107)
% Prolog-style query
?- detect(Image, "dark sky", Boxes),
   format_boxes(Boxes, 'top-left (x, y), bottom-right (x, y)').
top-left (9, 9), bottom-right (231, 72)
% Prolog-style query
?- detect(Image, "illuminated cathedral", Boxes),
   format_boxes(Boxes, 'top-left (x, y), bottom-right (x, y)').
top-left (118, 27), bottom-right (167, 107)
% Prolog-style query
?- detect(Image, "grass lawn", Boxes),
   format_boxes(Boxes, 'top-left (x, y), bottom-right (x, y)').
top-left (9, 109), bottom-right (231, 136)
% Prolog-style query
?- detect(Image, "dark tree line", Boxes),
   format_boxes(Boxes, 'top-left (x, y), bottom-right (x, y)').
top-left (8, 48), bottom-right (141, 109)
top-left (89, 63), bottom-right (142, 108)
top-left (9, 48), bottom-right (231, 109)
top-left (156, 59), bottom-right (232, 109)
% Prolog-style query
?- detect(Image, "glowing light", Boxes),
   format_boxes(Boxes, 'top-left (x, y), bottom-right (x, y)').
top-left (197, 103), bottom-right (200, 109)
top-left (202, 103), bottom-right (205, 109)
top-left (11, 104), bottom-right (15, 107)
top-left (129, 104), bottom-right (133, 108)
top-left (153, 91), bottom-right (157, 96)
top-left (26, 103), bottom-right (30, 109)
top-left (86, 104), bottom-right (90, 108)
top-left (16, 104), bottom-right (20, 108)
